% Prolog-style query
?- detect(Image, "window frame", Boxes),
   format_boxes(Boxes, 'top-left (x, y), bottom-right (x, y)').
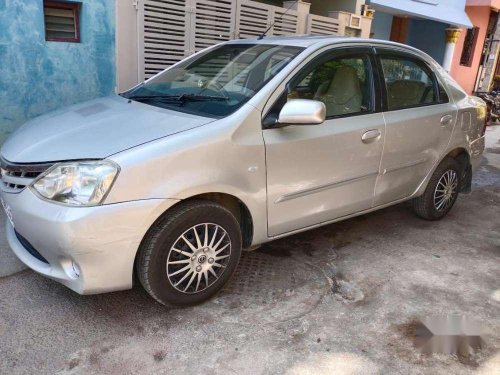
top-left (43, 0), bottom-right (81, 43)
top-left (460, 27), bottom-right (479, 67)
top-left (263, 46), bottom-right (382, 127)
top-left (375, 49), bottom-right (447, 112)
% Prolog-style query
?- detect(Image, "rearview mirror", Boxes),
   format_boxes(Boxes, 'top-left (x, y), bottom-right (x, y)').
top-left (277, 99), bottom-right (326, 127)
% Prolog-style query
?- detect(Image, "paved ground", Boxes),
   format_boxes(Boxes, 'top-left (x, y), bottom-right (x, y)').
top-left (0, 127), bottom-right (499, 375)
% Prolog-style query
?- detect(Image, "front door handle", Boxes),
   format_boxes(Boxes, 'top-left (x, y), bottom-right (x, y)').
top-left (440, 114), bottom-right (453, 126)
top-left (361, 129), bottom-right (381, 144)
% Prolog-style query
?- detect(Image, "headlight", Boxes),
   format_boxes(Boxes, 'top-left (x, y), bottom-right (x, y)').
top-left (31, 161), bottom-right (119, 206)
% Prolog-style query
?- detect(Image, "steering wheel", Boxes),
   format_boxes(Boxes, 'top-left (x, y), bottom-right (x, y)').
top-left (204, 80), bottom-right (230, 99)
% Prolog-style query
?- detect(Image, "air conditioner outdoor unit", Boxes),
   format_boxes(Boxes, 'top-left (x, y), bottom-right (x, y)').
top-left (361, 5), bottom-right (375, 18)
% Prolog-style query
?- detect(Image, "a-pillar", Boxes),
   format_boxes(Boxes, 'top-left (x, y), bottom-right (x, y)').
top-left (443, 28), bottom-right (461, 72)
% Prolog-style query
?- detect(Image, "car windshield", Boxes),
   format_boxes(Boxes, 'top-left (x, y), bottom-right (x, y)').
top-left (122, 44), bottom-right (304, 118)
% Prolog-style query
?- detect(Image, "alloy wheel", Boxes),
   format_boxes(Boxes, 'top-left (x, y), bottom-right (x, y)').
top-left (433, 170), bottom-right (458, 211)
top-left (166, 223), bottom-right (232, 294)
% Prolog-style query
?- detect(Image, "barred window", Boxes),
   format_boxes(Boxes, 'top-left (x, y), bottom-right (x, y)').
top-left (460, 27), bottom-right (479, 67)
top-left (44, 1), bottom-right (81, 43)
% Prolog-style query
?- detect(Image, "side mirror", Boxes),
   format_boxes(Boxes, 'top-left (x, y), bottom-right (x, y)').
top-left (277, 99), bottom-right (326, 127)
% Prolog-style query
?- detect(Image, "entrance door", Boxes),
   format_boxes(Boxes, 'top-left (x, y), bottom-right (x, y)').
top-left (263, 48), bottom-right (385, 237)
top-left (390, 16), bottom-right (409, 43)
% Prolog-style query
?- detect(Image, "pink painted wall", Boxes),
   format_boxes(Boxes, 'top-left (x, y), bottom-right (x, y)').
top-left (466, 0), bottom-right (500, 8)
top-left (450, 6), bottom-right (491, 94)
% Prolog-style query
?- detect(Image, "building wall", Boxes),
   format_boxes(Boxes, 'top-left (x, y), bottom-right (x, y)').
top-left (255, 0), bottom-right (283, 6)
top-left (310, 0), bottom-right (365, 15)
top-left (450, 6), bottom-right (491, 94)
top-left (256, 0), bottom-right (367, 15)
top-left (367, 0), bottom-right (469, 26)
top-left (467, 0), bottom-right (500, 7)
top-left (0, 0), bottom-right (115, 144)
top-left (370, 10), bottom-right (393, 39)
top-left (406, 19), bottom-right (447, 63)
top-left (369, 11), bottom-right (447, 64)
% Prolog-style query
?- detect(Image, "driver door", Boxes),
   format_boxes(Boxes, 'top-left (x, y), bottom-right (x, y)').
top-left (263, 48), bottom-right (386, 237)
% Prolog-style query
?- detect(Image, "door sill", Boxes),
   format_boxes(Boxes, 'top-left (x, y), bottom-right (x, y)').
top-left (268, 195), bottom-right (414, 241)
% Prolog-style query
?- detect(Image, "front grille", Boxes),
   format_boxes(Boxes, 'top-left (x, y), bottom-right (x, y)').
top-left (14, 230), bottom-right (50, 264)
top-left (0, 157), bottom-right (52, 193)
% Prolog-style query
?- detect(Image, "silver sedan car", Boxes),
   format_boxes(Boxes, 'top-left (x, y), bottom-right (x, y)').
top-left (0, 36), bottom-right (486, 306)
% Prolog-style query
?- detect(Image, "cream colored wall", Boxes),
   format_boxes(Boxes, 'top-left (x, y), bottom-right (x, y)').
top-left (115, 0), bottom-right (139, 92)
top-left (310, 0), bottom-right (365, 15)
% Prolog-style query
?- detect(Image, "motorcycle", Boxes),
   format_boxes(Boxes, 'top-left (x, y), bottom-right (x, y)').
top-left (475, 91), bottom-right (500, 124)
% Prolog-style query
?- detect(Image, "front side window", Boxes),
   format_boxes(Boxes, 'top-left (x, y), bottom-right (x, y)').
top-left (288, 54), bottom-right (373, 118)
top-left (380, 56), bottom-right (437, 110)
top-left (123, 44), bottom-right (304, 118)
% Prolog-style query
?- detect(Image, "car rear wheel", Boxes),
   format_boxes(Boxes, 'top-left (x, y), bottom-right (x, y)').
top-left (411, 157), bottom-right (461, 220)
top-left (136, 200), bottom-right (242, 306)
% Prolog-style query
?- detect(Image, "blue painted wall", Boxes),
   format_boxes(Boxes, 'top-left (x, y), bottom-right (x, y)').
top-left (370, 11), bottom-right (446, 65)
top-left (406, 18), bottom-right (447, 64)
top-left (0, 0), bottom-right (115, 143)
top-left (371, 11), bottom-right (393, 40)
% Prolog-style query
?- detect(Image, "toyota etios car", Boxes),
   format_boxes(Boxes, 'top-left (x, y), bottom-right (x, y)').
top-left (1, 36), bottom-right (485, 306)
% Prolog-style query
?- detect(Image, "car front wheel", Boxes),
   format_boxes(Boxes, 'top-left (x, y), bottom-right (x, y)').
top-left (137, 200), bottom-right (242, 306)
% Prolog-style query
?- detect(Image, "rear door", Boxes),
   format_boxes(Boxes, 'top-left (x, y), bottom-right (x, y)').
top-left (263, 47), bottom-right (386, 237)
top-left (373, 49), bottom-right (457, 206)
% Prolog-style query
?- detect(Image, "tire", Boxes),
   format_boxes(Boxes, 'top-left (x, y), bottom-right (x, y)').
top-left (411, 157), bottom-right (461, 221)
top-left (136, 200), bottom-right (242, 306)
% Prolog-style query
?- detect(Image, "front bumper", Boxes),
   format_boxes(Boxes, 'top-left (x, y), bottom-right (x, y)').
top-left (2, 188), bottom-right (178, 294)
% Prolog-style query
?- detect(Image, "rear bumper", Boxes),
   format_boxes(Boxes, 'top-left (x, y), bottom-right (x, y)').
top-left (2, 188), bottom-right (178, 294)
top-left (470, 135), bottom-right (485, 171)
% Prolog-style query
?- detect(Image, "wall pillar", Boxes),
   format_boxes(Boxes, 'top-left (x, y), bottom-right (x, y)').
top-left (283, 0), bottom-right (311, 34)
top-left (116, 0), bottom-right (139, 92)
top-left (443, 28), bottom-right (461, 72)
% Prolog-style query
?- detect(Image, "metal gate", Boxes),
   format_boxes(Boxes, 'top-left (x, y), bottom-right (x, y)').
top-left (138, 0), bottom-right (301, 80)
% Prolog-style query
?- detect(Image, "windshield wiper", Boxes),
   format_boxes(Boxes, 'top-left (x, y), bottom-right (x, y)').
top-left (127, 94), bottom-right (229, 102)
top-left (179, 94), bottom-right (229, 102)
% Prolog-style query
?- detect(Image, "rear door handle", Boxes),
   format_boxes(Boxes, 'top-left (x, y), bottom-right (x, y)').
top-left (440, 114), bottom-right (453, 126)
top-left (361, 129), bottom-right (381, 144)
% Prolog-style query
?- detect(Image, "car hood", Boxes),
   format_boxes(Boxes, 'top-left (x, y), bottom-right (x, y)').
top-left (1, 95), bottom-right (216, 163)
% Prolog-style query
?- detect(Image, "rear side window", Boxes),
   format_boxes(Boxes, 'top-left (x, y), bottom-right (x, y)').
top-left (380, 56), bottom-right (437, 110)
top-left (438, 81), bottom-right (450, 103)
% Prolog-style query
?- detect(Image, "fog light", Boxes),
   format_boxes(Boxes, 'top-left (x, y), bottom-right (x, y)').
top-left (71, 261), bottom-right (81, 278)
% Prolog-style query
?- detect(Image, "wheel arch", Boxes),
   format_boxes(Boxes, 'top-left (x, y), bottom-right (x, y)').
top-left (133, 191), bottom-right (256, 288)
top-left (445, 147), bottom-right (470, 164)
top-left (182, 192), bottom-right (254, 249)
top-left (138, 191), bottom-right (255, 252)
top-left (415, 147), bottom-right (471, 197)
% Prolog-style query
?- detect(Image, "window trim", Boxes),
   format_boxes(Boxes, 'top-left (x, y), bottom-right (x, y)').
top-left (44, 1), bottom-right (81, 43)
top-left (375, 50), bottom-right (446, 112)
top-left (263, 47), bottom-right (380, 127)
top-left (435, 76), bottom-right (450, 104)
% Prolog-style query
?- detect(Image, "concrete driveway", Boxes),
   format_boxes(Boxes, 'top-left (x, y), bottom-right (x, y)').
top-left (0, 127), bottom-right (499, 375)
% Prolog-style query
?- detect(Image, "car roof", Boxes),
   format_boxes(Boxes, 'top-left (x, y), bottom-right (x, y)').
top-left (225, 35), bottom-right (350, 48)
top-left (224, 35), bottom-right (432, 60)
